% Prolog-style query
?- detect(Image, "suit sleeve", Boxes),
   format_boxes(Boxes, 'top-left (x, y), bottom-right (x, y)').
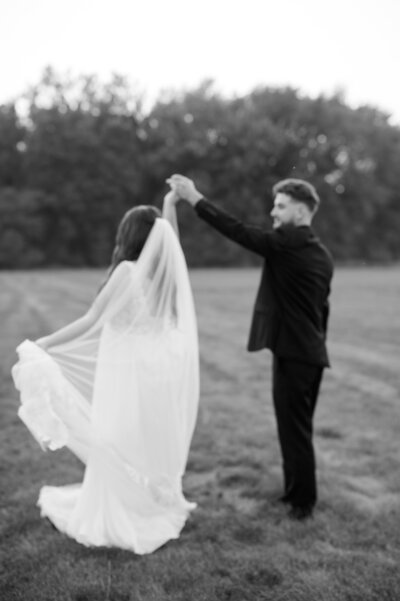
top-left (195, 198), bottom-right (279, 257)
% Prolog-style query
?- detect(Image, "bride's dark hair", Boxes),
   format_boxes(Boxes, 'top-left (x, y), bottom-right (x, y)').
top-left (112, 205), bottom-right (161, 264)
top-left (99, 205), bottom-right (161, 291)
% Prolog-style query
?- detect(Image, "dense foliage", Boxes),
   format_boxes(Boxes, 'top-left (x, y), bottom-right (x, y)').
top-left (1, 68), bottom-right (399, 267)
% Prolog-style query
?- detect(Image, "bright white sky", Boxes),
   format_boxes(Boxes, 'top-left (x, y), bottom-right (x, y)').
top-left (1, 0), bottom-right (399, 122)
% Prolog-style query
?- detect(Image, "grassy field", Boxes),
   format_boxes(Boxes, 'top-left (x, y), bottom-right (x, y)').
top-left (1, 266), bottom-right (400, 601)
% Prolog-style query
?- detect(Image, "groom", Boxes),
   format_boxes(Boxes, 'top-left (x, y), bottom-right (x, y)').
top-left (168, 174), bottom-right (334, 520)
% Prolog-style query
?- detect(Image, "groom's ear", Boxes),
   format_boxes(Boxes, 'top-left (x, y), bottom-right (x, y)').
top-left (297, 202), bottom-right (310, 217)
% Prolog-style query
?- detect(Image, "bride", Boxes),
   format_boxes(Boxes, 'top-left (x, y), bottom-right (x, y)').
top-left (12, 190), bottom-right (199, 554)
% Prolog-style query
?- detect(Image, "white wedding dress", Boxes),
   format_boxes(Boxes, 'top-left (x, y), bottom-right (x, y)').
top-left (12, 219), bottom-right (199, 554)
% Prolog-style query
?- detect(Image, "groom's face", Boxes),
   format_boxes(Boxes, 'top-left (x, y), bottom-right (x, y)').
top-left (270, 193), bottom-right (301, 229)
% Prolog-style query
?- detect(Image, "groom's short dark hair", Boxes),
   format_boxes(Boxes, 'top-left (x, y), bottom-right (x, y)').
top-left (273, 179), bottom-right (320, 213)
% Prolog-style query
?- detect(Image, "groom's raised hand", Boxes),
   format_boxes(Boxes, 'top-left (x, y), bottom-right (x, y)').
top-left (167, 175), bottom-right (203, 207)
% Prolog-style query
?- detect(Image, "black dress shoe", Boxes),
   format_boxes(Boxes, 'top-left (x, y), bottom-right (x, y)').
top-left (288, 505), bottom-right (314, 521)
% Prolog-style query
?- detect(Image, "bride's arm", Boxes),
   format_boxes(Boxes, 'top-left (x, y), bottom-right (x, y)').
top-left (36, 310), bottom-right (97, 350)
top-left (162, 189), bottom-right (180, 237)
top-left (36, 262), bottom-right (130, 351)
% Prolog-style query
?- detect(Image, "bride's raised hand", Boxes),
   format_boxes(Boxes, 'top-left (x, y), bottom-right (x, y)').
top-left (162, 185), bottom-right (180, 236)
top-left (165, 179), bottom-right (180, 203)
top-left (164, 188), bottom-right (180, 205)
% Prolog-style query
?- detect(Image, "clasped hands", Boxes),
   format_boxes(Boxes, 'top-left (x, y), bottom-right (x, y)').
top-left (165, 174), bottom-right (203, 206)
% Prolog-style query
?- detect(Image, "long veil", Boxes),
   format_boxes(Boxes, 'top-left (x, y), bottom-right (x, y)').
top-left (12, 218), bottom-right (200, 545)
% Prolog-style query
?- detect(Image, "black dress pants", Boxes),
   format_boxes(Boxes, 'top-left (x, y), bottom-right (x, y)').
top-left (272, 356), bottom-right (323, 509)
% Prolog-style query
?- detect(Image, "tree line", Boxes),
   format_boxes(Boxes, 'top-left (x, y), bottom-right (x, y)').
top-left (1, 67), bottom-right (400, 268)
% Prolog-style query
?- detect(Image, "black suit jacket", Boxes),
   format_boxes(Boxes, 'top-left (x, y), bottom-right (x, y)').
top-left (195, 198), bottom-right (334, 367)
